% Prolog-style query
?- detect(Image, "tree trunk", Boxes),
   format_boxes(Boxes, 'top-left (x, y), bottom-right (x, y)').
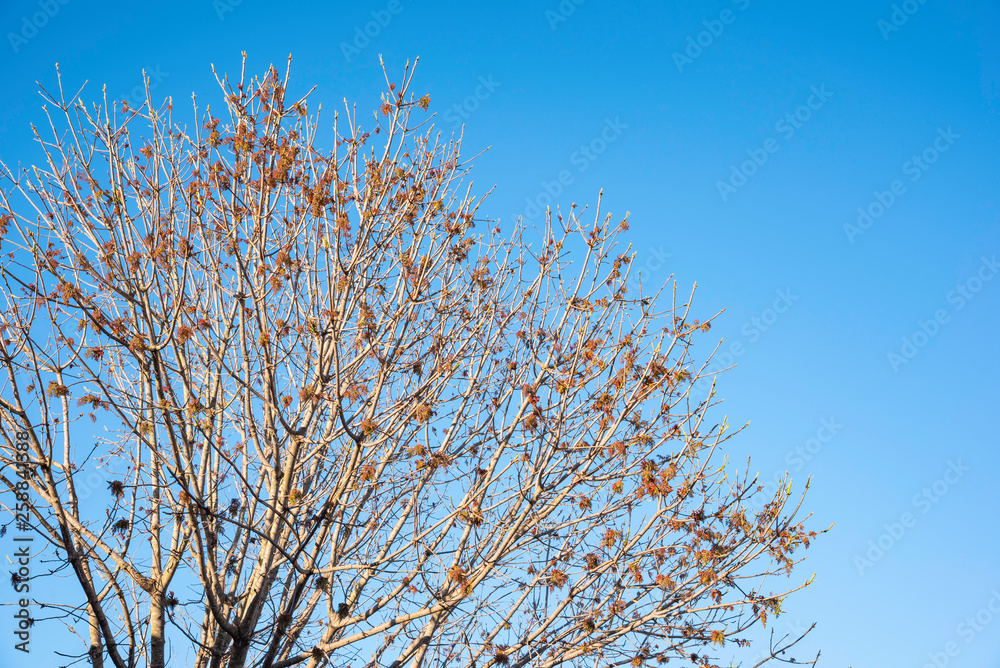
top-left (88, 608), bottom-right (104, 668)
top-left (150, 591), bottom-right (165, 668)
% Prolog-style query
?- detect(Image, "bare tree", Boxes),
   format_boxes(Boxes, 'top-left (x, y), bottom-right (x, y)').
top-left (0, 56), bottom-right (822, 668)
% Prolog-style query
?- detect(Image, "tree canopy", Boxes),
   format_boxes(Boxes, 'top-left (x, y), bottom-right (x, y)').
top-left (0, 56), bottom-right (821, 668)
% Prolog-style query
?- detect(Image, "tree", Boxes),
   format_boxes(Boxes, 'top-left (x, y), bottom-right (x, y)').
top-left (0, 56), bottom-right (822, 668)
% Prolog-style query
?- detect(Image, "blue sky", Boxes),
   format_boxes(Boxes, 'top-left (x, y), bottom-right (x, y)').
top-left (1, 0), bottom-right (999, 666)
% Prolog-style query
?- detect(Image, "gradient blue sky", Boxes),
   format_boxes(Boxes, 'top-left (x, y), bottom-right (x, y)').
top-left (2, 1), bottom-right (999, 666)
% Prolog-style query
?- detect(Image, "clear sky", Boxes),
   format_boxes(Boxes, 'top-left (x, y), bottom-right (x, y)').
top-left (1, 0), bottom-right (998, 666)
